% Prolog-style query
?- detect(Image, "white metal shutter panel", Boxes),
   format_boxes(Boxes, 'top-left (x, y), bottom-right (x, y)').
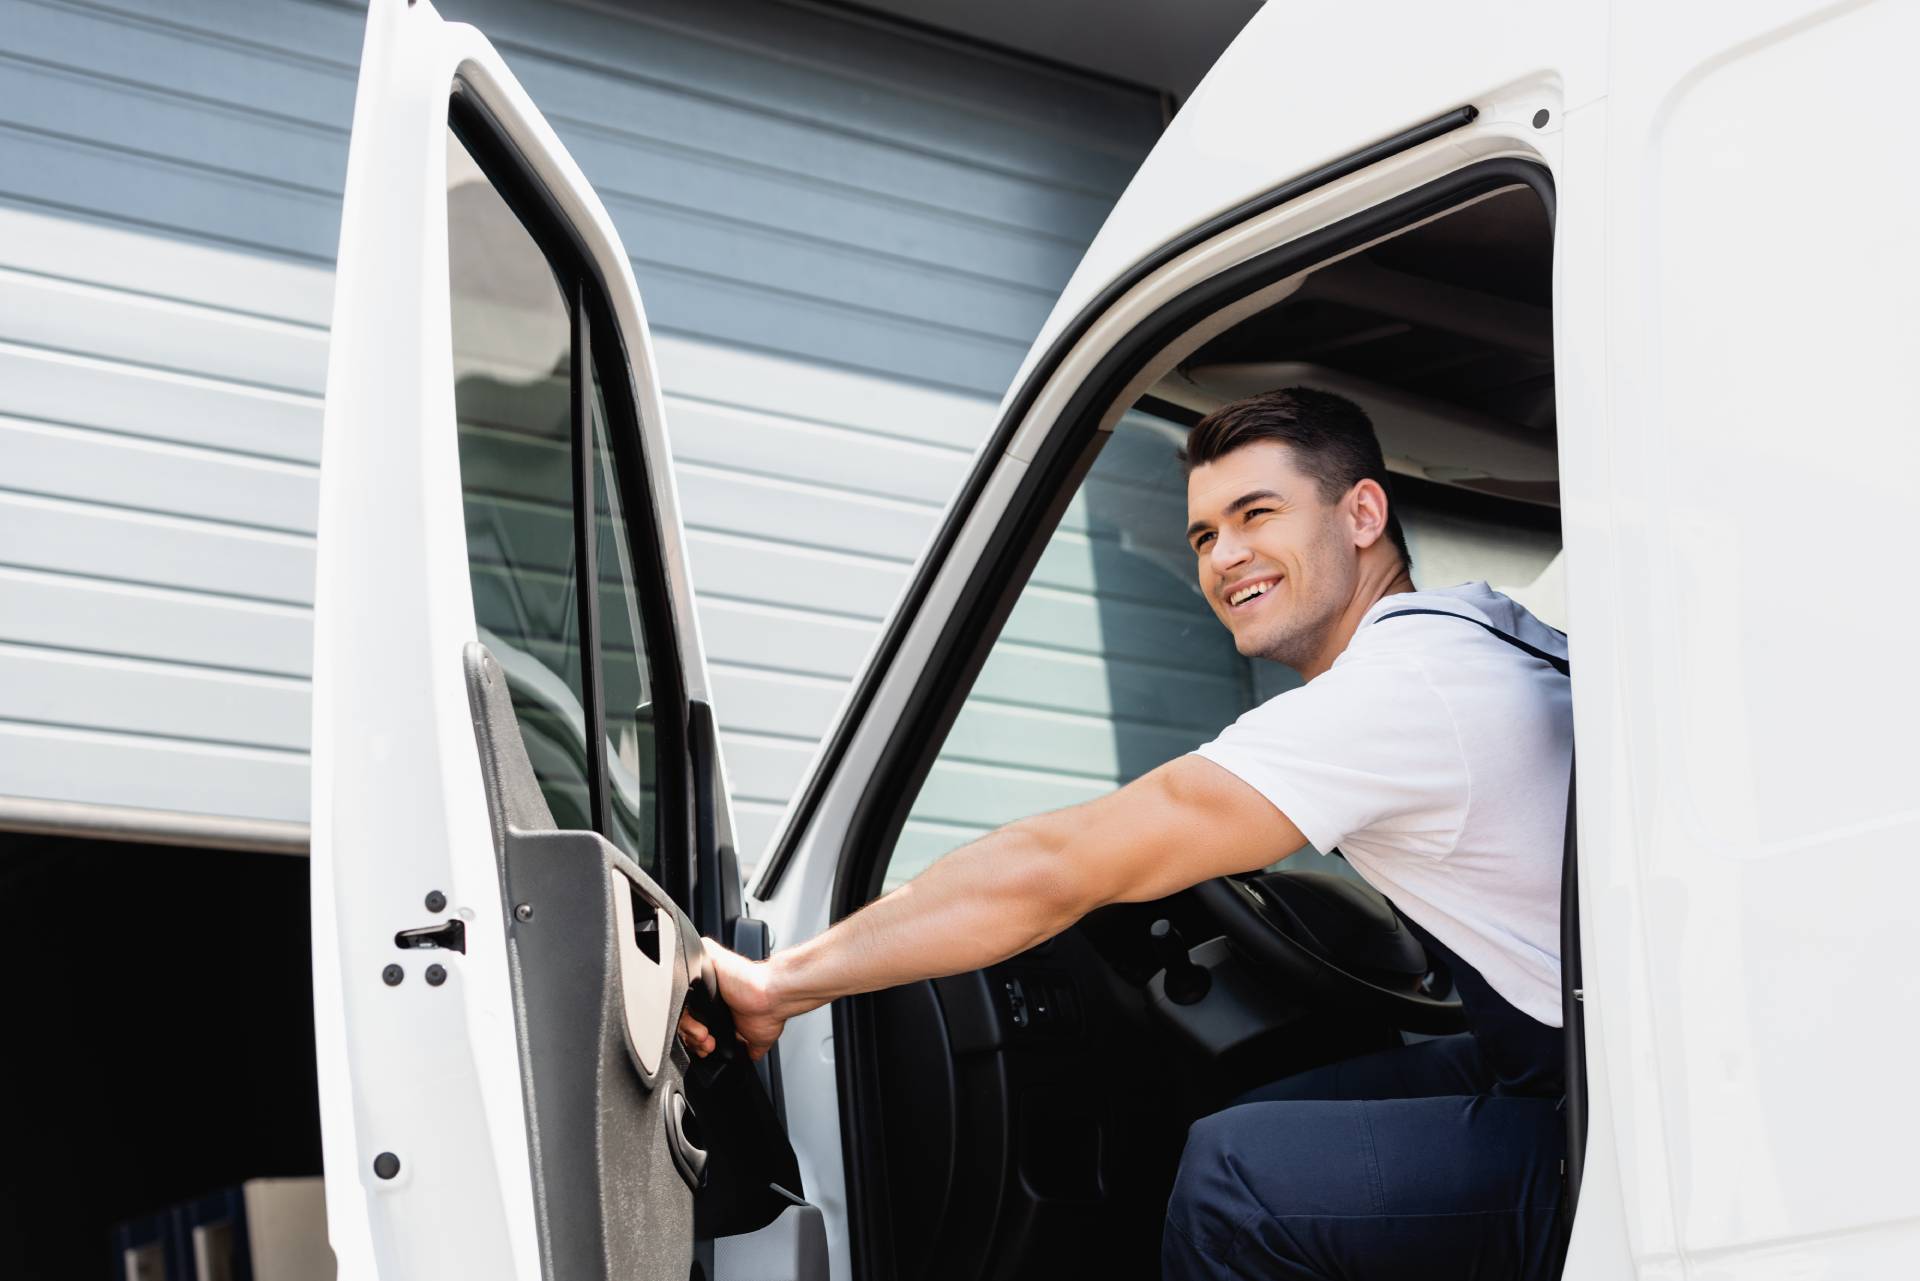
top-left (0, 0), bottom-right (1162, 857)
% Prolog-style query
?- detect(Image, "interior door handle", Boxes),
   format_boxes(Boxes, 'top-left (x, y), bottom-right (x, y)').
top-left (665, 1089), bottom-right (709, 1191)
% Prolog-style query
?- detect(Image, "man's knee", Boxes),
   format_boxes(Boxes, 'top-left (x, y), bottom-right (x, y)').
top-left (1166, 1111), bottom-right (1239, 1236)
top-left (1163, 1109), bottom-right (1252, 1277)
top-left (1163, 1101), bottom-right (1372, 1277)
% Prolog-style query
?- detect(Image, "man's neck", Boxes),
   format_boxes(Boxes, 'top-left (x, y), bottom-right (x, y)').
top-left (1296, 558), bottom-right (1416, 681)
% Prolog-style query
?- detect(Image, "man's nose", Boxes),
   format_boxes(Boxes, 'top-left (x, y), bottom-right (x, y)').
top-left (1209, 529), bottom-right (1252, 575)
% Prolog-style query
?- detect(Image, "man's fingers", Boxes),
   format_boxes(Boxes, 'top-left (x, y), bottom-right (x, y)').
top-left (677, 1011), bottom-right (716, 1058)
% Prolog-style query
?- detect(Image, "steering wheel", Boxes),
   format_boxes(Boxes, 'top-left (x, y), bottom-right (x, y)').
top-left (1189, 868), bottom-right (1466, 1034)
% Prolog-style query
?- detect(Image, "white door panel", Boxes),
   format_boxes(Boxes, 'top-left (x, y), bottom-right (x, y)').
top-left (312, 3), bottom-right (713, 1277)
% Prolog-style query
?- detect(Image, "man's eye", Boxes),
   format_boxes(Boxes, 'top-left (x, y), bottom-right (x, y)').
top-left (1193, 532), bottom-right (1214, 552)
top-left (1244, 507), bottom-right (1273, 520)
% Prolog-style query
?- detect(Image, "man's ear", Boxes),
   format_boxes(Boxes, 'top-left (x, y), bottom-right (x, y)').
top-left (1347, 478), bottom-right (1391, 551)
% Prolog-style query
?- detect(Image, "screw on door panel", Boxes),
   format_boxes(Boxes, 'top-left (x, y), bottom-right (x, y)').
top-left (514, 903), bottom-right (534, 922)
top-left (382, 964), bottom-right (404, 986)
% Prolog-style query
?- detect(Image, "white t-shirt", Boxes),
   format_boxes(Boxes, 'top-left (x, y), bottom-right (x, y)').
top-left (1193, 582), bottom-right (1572, 1026)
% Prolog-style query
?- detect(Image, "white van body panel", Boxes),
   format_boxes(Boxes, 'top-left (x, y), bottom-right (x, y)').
top-left (319, 0), bottom-right (1920, 1276)
top-left (1583, 1), bottom-right (1920, 1275)
top-left (765, 1), bottom-right (1920, 1278)
top-left (312, 2), bottom-right (712, 1276)
top-left (1008, 0), bottom-right (1604, 400)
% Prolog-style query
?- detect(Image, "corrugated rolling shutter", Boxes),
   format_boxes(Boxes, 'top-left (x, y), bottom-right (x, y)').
top-left (0, 0), bottom-right (1164, 861)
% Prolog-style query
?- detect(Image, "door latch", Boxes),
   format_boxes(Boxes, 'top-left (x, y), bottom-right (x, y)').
top-left (394, 919), bottom-right (466, 953)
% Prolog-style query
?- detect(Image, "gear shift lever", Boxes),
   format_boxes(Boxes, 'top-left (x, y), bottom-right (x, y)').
top-left (1151, 919), bottom-right (1211, 1005)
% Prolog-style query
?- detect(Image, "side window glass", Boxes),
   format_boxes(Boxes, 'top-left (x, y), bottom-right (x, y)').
top-left (884, 409), bottom-right (1292, 890)
top-left (449, 129), bottom-right (589, 829)
top-left (447, 125), bottom-right (663, 878)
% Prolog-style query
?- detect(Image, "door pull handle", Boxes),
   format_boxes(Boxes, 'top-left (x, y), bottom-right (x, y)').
top-left (665, 1089), bottom-right (709, 1191)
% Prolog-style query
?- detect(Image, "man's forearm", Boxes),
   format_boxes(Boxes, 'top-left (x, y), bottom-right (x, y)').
top-left (761, 814), bottom-right (1082, 1018)
top-left (688, 758), bottom-right (1300, 1060)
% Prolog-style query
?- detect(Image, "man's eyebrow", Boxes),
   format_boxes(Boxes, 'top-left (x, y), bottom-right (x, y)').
top-left (1185, 489), bottom-right (1284, 541)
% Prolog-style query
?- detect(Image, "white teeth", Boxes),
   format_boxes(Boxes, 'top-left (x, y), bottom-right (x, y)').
top-left (1229, 581), bottom-right (1275, 606)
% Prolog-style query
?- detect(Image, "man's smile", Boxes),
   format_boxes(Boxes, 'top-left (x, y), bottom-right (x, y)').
top-left (1224, 574), bottom-right (1284, 611)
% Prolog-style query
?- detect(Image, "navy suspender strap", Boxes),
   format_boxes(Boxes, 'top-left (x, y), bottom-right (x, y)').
top-left (1373, 607), bottom-right (1570, 676)
top-left (1372, 605), bottom-right (1587, 1214)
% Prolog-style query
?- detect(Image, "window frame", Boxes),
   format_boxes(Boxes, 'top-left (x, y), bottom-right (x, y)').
top-left (448, 86), bottom-right (694, 906)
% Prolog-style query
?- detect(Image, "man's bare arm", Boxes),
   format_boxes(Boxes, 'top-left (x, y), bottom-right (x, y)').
top-left (681, 754), bottom-right (1306, 1059)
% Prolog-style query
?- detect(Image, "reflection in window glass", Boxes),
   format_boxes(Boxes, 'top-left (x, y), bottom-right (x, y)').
top-left (447, 128), bottom-right (591, 830)
top-left (590, 363), bottom-right (658, 872)
top-left (884, 410), bottom-right (1297, 890)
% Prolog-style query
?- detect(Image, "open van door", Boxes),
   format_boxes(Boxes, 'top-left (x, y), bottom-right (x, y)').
top-left (311, 2), bottom-right (802, 1277)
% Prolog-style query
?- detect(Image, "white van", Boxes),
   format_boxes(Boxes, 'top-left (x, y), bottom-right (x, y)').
top-left (313, 1), bottom-right (1920, 1278)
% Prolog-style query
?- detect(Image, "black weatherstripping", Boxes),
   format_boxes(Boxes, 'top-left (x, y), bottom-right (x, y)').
top-left (752, 104), bottom-right (1481, 899)
top-left (573, 292), bottom-right (610, 844)
top-left (689, 697), bottom-right (743, 942)
top-left (1561, 760), bottom-right (1585, 1214)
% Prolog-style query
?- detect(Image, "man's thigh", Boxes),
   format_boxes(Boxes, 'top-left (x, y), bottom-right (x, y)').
top-left (1235, 1033), bottom-right (1488, 1105)
top-left (1164, 1094), bottom-right (1565, 1281)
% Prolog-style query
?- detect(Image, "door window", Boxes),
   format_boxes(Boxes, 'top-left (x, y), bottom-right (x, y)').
top-left (447, 123), bottom-right (664, 879)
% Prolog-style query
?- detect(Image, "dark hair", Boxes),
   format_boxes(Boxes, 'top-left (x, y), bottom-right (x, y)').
top-left (1180, 386), bottom-right (1412, 572)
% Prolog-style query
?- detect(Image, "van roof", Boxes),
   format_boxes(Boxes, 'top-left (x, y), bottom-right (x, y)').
top-left (1006, 0), bottom-right (1599, 402)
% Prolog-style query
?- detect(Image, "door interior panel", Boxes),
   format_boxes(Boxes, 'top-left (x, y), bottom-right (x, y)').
top-left (469, 642), bottom-right (805, 1259)
top-left (468, 642), bottom-right (698, 1279)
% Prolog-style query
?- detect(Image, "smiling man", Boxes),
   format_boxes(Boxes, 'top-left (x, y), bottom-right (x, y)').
top-left (684, 387), bottom-right (1574, 1281)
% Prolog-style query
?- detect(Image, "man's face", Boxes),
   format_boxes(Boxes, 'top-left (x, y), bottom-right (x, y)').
top-left (1185, 442), bottom-right (1360, 669)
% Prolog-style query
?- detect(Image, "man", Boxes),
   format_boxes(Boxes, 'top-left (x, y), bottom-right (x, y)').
top-left (682, 387), bottom-right (1573, 1280)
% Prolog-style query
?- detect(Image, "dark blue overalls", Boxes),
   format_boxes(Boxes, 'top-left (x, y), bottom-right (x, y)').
top-left (1163, 610), bottom-right (1572, 1281)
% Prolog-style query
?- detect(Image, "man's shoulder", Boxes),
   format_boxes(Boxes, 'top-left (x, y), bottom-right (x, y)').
top-left (1352, 584), bottom-right (1566, 663)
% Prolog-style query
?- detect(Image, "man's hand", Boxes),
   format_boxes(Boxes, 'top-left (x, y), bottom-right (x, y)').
top-left (678, 938), bottom-right (790, 1062)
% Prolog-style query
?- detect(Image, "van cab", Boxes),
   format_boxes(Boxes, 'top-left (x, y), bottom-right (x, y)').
top-left (314, 2), bottom-right (1920, 1278)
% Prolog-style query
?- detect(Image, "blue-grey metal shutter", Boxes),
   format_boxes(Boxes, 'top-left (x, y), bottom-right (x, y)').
top-left (0, 0), bottom-right (1164, 858)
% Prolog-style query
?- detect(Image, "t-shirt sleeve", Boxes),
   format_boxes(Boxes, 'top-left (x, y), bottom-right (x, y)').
top-left (1192, 656), bottom-right (1469, 857)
